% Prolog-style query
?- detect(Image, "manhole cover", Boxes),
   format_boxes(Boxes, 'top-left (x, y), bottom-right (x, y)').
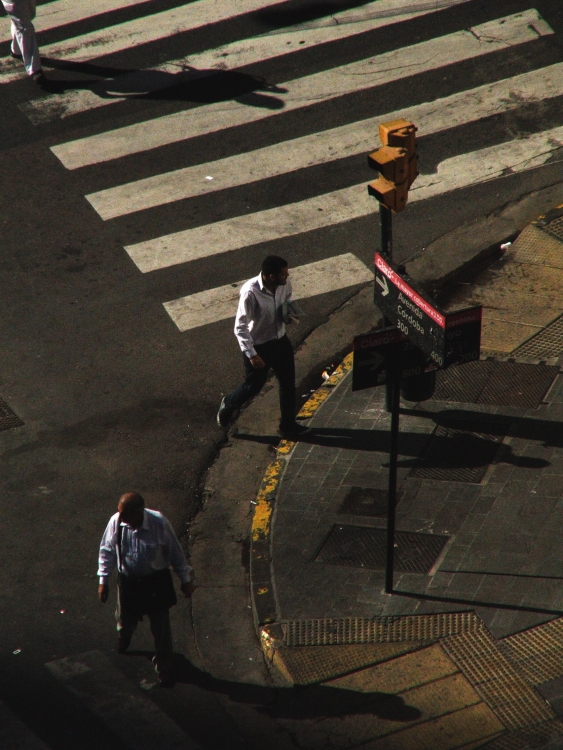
top-left (432, 361), bottom-right (559, 408)
top-left (410, 421), bottom-right (506, 483)
top-left (512, 313), bottom-right (563, 360)
top-left (0, 398), bottom-right (23, 432)
top-left (315, 525), bottom-right (449, 573)
top-left (338, 487), bottom-right (404, 517)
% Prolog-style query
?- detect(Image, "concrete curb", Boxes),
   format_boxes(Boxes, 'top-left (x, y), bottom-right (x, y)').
top-left (249, 353), bottom-right (354, 629)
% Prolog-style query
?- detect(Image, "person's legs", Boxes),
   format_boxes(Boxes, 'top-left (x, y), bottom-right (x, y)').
top-left (270, 335), bottom-right (296, 430)
top-left (115, 587), bottom-right (139, 652)
top-left (6, 0), bottom-right (40, 75)
top-left (223, 349), bottom-right (271, 413)
top-left (148, 609), bottom-right (174, 675)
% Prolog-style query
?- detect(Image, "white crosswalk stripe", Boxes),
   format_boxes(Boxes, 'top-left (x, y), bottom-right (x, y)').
top-left (20, 0), bottom-right (474, 124)
top-left (163, 254), bottom-right (374, 332)
top-left (12, 1), bottom-right (563, 333)
top-left (47, 651), bottom-right (203, 750)
top-left (50, 9), bottom-right (550, 170)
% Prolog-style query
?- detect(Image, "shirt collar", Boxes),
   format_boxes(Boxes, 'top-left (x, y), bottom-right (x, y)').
top-left (257, 273), bottom-right (267, 291)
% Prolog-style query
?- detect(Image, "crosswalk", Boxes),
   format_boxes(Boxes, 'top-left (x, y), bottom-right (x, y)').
top-left (0, 652), bottom-right (204, 750)
top-left (9, 0), bottom-right (563, 333)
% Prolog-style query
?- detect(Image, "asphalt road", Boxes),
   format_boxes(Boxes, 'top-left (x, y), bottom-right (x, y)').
top-left (1, 0), bottom-right (563, 747)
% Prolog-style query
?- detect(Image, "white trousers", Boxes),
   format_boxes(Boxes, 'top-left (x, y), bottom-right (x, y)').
top-left (1, 0), bottom-right (41, 75)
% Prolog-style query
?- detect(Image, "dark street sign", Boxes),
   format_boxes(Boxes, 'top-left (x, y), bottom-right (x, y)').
top-left (353, 327), bottom-right (437, 392)
top-left (374, 253), bottom-right (482, 368)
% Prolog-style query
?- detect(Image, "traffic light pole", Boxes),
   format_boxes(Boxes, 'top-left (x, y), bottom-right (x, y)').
top-left (379, 203), bottom-right (393, 258)
top-left (385, 368), bottom-right (401, 593)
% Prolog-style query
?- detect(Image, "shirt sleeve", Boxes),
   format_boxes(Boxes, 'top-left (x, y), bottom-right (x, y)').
top-left (163, 518), bottom-right (193, 584)
top-left (97, 514), bottom-right (118, 585)
top-left (234, 289), bottom-right (257, 358)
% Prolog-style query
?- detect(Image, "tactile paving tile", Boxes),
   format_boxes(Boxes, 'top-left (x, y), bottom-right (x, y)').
top-left (282, 612), bottom-right (482, 647)
top-left (337, 487), bottom-right (404, 517)
top-left (544, 215), bottom-right (563, 242)
top-left (442, 630), bottom-right (554, 731)
top-left (0, 398), bottom-right (23, 432)
top-left (512, 313), bottom-right (563, 360)
top-left (273, 642), bottom-right (424, 685)
top-left (501, 618), bottom-right (563, 686)
top-left (484, 718), bottom-right (563, 750)
top-left (315, 525), bottom-right (449, 573)
top-left (512, 224), bottom-right (563, 268)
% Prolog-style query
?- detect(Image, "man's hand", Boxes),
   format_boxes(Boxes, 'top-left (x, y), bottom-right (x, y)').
top-left (98, 584), bottom-right (109, 603)
top-left (249, 354), bottom-right (266, 369)
top-left (181, 581), bottom-right (196, 598)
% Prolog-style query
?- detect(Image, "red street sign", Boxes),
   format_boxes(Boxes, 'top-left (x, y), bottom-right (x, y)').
top-left (374, 253), bottom-right (482, 368)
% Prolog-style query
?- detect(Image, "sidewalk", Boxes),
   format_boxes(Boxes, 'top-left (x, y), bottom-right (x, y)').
top-left (248, 207), bottom-right (563, 748)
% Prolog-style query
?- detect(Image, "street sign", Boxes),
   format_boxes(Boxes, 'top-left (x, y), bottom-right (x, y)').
top-left (353, 327), bottom-right (437, 392)
top-left (374, 253), bottom-right (482, 368)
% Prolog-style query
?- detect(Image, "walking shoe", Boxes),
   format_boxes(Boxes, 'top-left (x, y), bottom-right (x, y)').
top-left (116, 632), bottom-right (131, 654)
top-left (31, 70), bottom-right (47, 86)
top-left (10, 51), bottom-right (22, 60)
top-left (157, 671), bottom-right (176, 688)
top-left (278, 423), bottom-right (311, 439)
top-left (216, 397), bottom-right (233, 428)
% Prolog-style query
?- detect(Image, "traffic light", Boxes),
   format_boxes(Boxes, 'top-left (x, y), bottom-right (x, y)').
top-left (367, 119), bottom-right (418, 213)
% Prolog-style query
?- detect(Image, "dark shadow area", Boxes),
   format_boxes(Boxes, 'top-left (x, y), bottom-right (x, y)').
top-left (440, 569), bottom-right (563, 580)
top-left (251, 0), bottom-right (378, 29)
top-left (233, 425), bottom-right (550, 470)
top-left (169, 655), bottom-right (421, 721)
top-left (35, 59), bottom-right (287, 108)
top-left (393, 589), bottom-right (563, 617)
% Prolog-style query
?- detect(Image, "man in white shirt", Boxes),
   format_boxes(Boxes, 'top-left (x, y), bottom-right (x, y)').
top-left (98, 492), bottom-right (194, 687)
top-left (217, 255), bottom-right (309, 438)
top-left (1, 0), bottom-right (47, 85)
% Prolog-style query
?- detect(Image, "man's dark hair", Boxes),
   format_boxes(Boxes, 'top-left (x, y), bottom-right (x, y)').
top-left (262, 255), bottom-right (288, 277)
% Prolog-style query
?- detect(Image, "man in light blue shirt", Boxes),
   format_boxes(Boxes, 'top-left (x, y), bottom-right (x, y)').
top-left (217, 255), bottom-right (309, 438)
top-left (98, 492), bottom-right (194, 686)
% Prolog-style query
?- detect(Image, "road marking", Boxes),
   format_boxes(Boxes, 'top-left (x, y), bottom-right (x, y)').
top-left (21, 0), bottom-right (474, 123)
top-left (163, 254), bottom-right (373, 332)
top-left (0, 701), bottom-right (51, 749)
top-left (0, 0), bottom-right (289, 84)
top-left (0, 0), bottom-right (151, 43)
top-left (126, 121), bottom-right (563, 274)
top-left (46, 651), bottom-right (202, 750)
top-left (51, 8), bottom-right (550, 170)
top-left (88, 57), bottom-right (563, 221)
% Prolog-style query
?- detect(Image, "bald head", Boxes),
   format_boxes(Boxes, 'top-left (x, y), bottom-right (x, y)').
top-left (118, 492), bottom-right (145, 528)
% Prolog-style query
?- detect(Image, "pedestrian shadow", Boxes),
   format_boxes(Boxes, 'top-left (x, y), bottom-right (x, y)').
top-left (234, 424), bottom-right (550, 470)
top-left (251, 0), bottom-right (375, 29)
top-left (37, 57), bottom-right (287, 109)
top-left (171, 656), bottom-right (421, 722)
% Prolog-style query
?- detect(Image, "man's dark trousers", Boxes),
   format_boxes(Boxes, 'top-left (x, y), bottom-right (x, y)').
top-left (224, 335), bottom-right (295, 429)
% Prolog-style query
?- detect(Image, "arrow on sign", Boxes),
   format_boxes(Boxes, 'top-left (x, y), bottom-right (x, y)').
top-left (376, 275), bottom-right (389, 296)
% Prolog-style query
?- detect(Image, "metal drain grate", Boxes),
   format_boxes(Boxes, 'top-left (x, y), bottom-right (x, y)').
top-left (315, 525), bottom-right (449, 573)
top-left (486, 720), bottom-right (563, 750)
top-left (410, 421), bottom-right (505, 483)
top-left (0, 398), bottom-right (23, 432)
top-left (512, 313), bottom-right (563, 360)
top-left (337, 487), bottom-right (404, 517)
top-left (432, 360), bottom-right (559, 408)
top-left (511, 223), bottom-right (563, 269)
top-left (442, 630), bottom-right (555, 731)
top-left (282, 612), bottom-right (483, 646)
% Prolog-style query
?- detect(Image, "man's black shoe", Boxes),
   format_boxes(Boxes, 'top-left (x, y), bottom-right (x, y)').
top-left (10, 51), bottom-right (22, 60)
top-left (278, 423), bottom-right (311, 439)
top-left (216, 397), bottom-right (233, 428)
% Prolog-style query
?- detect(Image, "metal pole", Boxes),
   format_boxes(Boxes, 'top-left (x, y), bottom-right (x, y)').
top-left (379, 203), bottom-right (393, 258)
top-left (385, 369), bottom-right (401, 594)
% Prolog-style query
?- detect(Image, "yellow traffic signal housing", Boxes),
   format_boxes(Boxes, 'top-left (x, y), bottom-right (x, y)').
top-left (367, 146), bottom-right (408, 183)
top-left (368, 176), bottom-right (408, 213)
top-left (367, 119), bottom-right (418, 211)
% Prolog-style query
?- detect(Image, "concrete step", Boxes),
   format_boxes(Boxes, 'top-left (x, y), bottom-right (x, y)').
top-left (46, 651), bottom-right (203, 750)
top-left (0, 700), bottom-right (52, 749)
